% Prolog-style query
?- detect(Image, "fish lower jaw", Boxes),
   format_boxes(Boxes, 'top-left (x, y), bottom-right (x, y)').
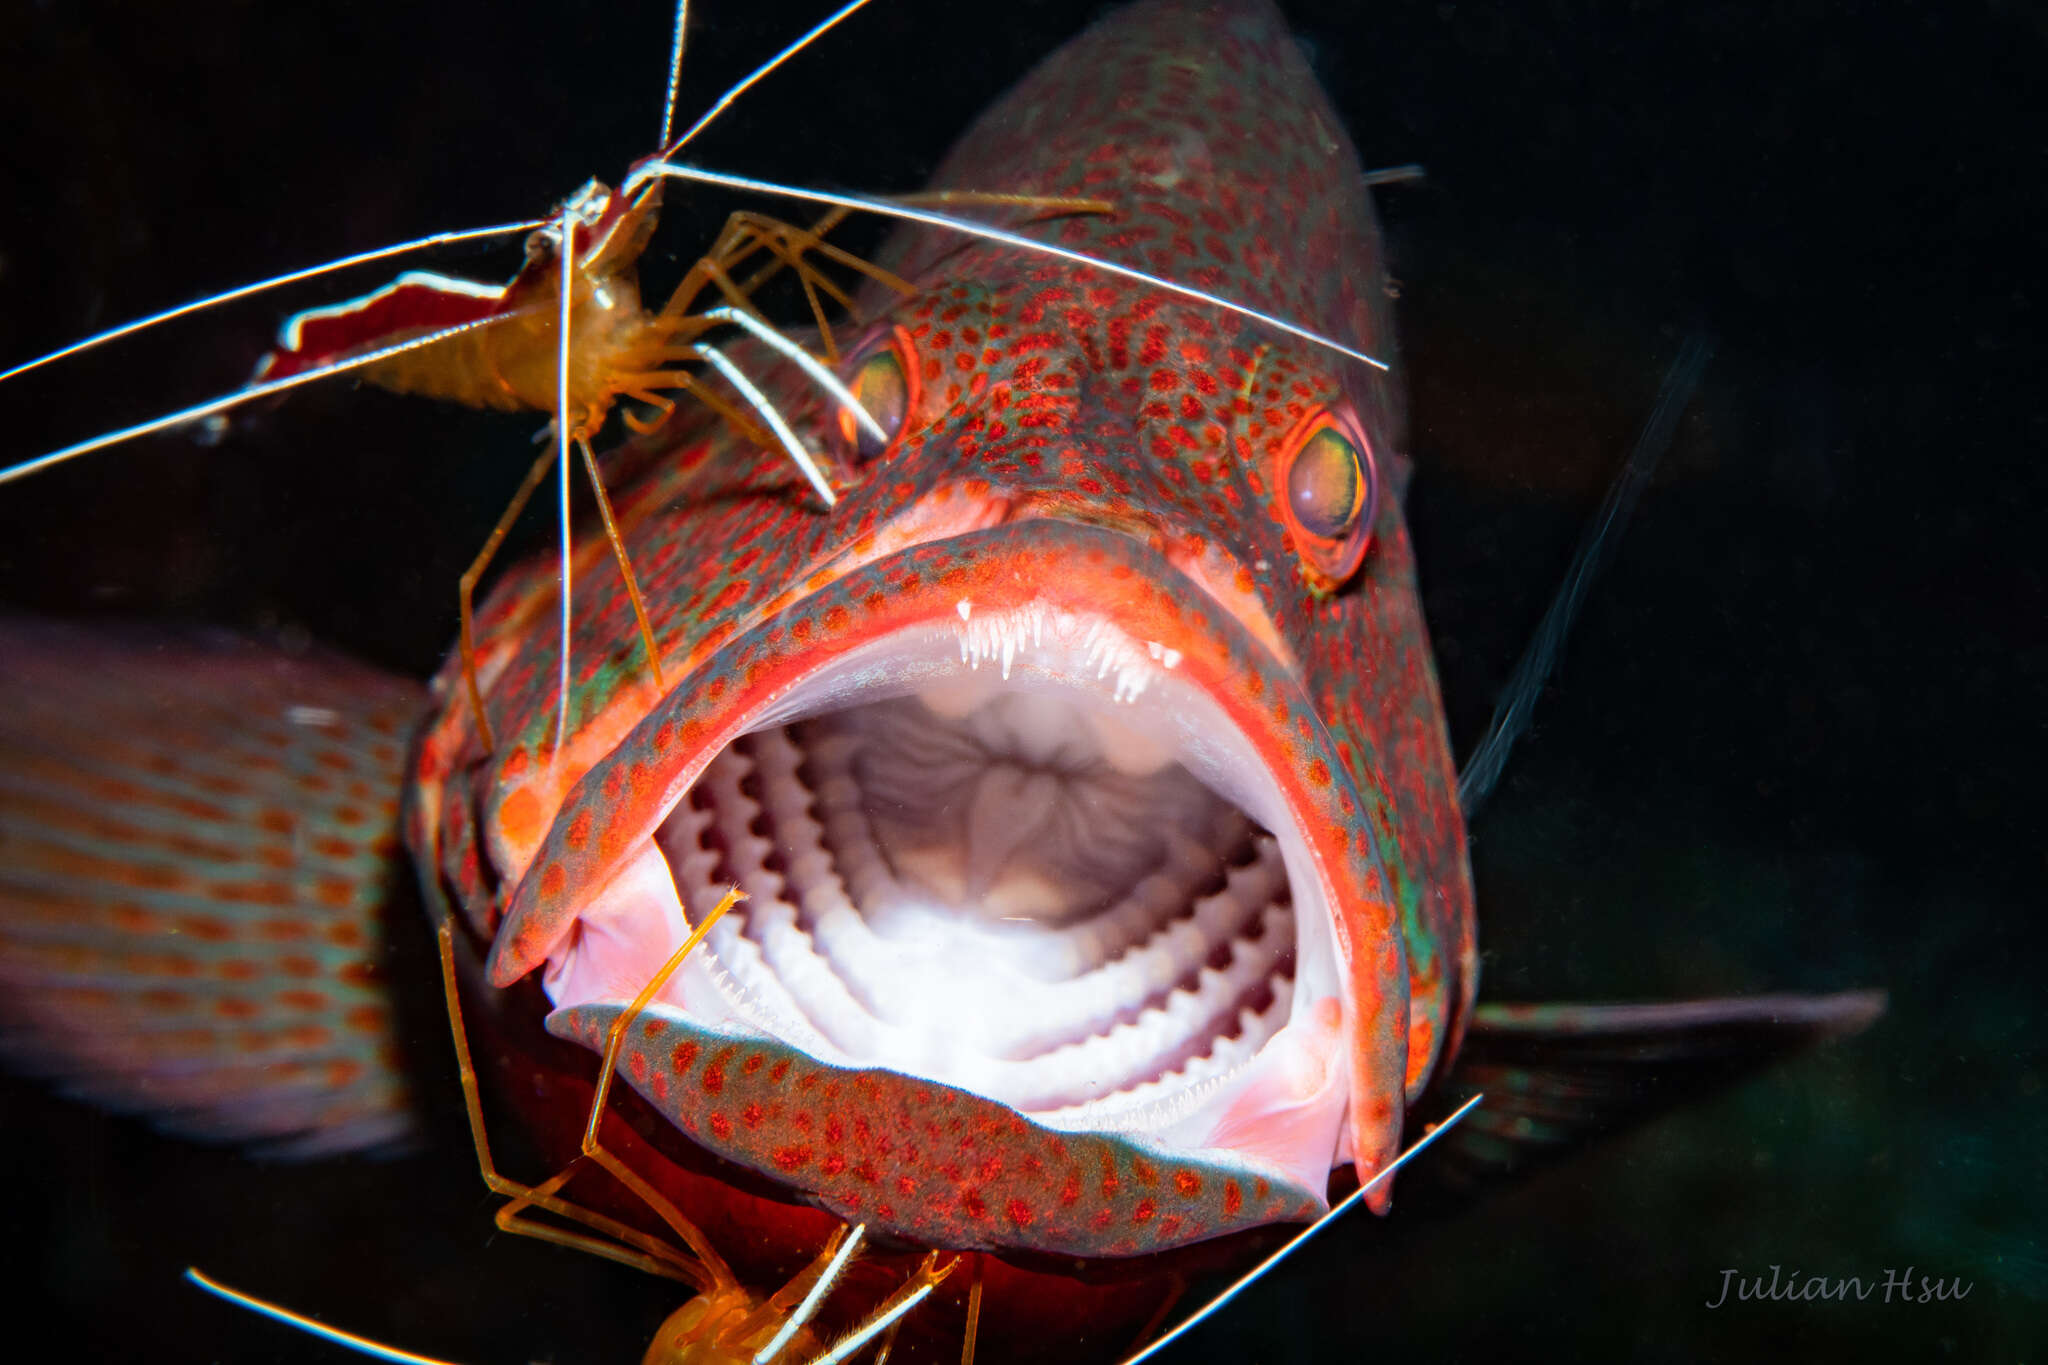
top-left (538, 605), bottom-right (1353, 1223)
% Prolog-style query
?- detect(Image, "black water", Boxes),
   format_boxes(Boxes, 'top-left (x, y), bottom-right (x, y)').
top-left (0, 0), bottom-right (2039, 1359)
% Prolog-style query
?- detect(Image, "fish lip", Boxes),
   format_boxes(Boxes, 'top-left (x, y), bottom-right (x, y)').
top-left (486, 516), bottom-right (1409, 1218)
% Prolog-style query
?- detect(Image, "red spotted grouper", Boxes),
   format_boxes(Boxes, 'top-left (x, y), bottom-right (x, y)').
top-left (0, 0), bottom-right (1878, 1356)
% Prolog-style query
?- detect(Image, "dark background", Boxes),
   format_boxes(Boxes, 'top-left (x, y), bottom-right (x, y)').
top-left (0, 0), bottom-right (2039, 1359)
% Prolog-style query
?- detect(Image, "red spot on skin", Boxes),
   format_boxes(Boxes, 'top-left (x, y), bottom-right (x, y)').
top-left (709, 1113), bottom-right (732, 1141)
top-left (540, 863), bottom-right (566, 898)
top-left (742, 1053), bottom-right (764, 1076)
top-left (772, 1146), bottom-right (812, 1172)
top-left (1006, 1198), bottom-right (1033, 1228)
top-left (742, 1103), bottom-right (765, 1128)
top-left (1132, 1158), bottom-right (1158, 1186)
top-left (821, 1153), bottom-right (847, 1176)
top-left (628, 1050), bottom-right (648, 1084)
top-left (313, 878), bottom-right (357, 909)
top-left (702, 1061), bottom-right (725, 1095)
top-left (565, 808), bottom-right (592, 851)
top-left (769, 1058), bottom-right (790, 1082)
top-left (500, 746), bottom-right (528, 778)
top-left (670, 1041), bottom-right (699, 1073)
top-left (1132, 1198), bottom-right (1157, 1224)
top-left (1406, 1017), bottom-right (1436, 1090)
top-left (1223, 1180), bottom-right (1243, 1215)
top-left (1369, 1095), bottom-right (1394, 1125)
top-left (1174, 1170), bottom-right (1202, 1198)
top-left (1307, 758), bottom-right (1332, 786)
top-left (1101, 1173), bottom-right (1121, 1199)
top-left (897, 1177), bottom-right (917, 1197)
top-left (962, 1190), bottom-right (987, 1219)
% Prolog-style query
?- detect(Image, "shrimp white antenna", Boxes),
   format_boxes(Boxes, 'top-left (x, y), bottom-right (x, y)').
top-left (1362, 163), bottom-right (1427, 186)
top-left (701, 305), bottom-right (887, 445)
top-left (0, 219), bottom-right (543, 387)
top-left (662, 0), bottom-right (879, 157)
top-left (185, 1267), bottom-right (460, 1365)
top-left (625, 162), bottom-right (1392, 373)
top-left (0, 312), bottom-right (517, 487)
top-left (1456, 335), bottom-right (1713, 816)
top-left (1119, 1093), bottom-right (1486, 1365)
top-left (805, 1255), bottom-right (950, 1365)
top-left (552, 219), bottom-right (578, 760)
top-left (753, 1223), bottom-right (865, 1364)
top-left (696, 343), bottom-right (838, 507)
top-left (658, 0), bottom-right (691, 150)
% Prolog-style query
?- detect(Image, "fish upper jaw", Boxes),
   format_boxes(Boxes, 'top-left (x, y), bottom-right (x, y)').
top-left (484, 520), bottom-right (1410, 1251)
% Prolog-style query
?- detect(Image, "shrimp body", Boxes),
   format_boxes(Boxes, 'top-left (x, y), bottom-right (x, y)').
top-left (262, 182), bottom-right (670, 441)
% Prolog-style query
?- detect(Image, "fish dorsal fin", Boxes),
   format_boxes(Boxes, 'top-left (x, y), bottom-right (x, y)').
top-left (1456, 334), bottom-right (1714, 816)
top-left (1417, 990), bottom-right (1884, 1191)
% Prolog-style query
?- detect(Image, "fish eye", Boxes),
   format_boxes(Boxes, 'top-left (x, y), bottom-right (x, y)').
top-left (836, 328), bottom-right (917, 463)
top-left (1289, 425), bottom-right (1364, 537)
top-left (1277, 409), bottom-right (1377, 590)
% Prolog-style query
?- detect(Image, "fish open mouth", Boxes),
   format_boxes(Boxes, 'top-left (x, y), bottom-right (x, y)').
top-left (496, 525), bottom-right (1399, 1255)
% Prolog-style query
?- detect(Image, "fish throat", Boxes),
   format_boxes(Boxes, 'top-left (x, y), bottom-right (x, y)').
top-left (535, 596), bottom-right (1350, 1234)
top-left (661, 687), bottom-right (1295, 1118)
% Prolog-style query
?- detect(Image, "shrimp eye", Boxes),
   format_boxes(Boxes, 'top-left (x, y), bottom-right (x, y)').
top-left (836, 328), bottom-right (917, 463)
top-left (1277, 409), bottom-right (1377, 590)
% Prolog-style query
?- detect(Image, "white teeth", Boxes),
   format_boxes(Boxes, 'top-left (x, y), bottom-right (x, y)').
top-left (953, 602), bottom-right (1158, 702)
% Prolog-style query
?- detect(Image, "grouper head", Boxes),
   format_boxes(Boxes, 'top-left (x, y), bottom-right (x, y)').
top-left (409, 0), bottom-right (1476, 1265)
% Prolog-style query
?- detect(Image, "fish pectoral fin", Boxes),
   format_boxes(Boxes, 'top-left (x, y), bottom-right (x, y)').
top-left (1412, 990), bottom-right (1884, 1194)
top-left (0, 619), bottom-right (426, 1157)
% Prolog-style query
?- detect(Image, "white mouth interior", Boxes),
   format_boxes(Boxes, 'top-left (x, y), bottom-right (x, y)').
top-left (543, 604), bottom-right (1349, 1186)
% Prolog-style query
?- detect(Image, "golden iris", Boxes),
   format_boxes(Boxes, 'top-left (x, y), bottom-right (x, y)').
top-left (839, 345), bottom-right (909, 460)
top-left (1287, 424), bottom-right (1364, 538)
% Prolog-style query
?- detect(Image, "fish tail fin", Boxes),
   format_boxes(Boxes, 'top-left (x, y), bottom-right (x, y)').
top-left (0, 619), bottom-right (426, 1156)
top-left (1422, 990), bottom-right (1884, 1190)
